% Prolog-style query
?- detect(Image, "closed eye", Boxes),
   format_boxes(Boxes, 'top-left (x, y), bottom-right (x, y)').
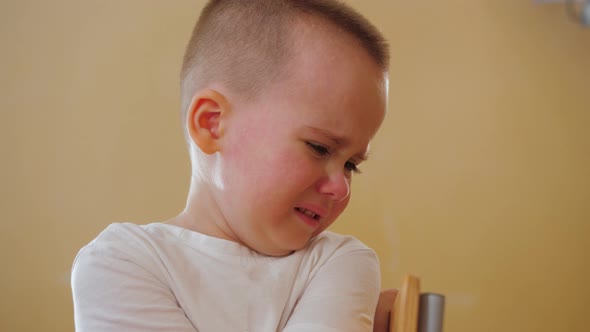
top-left (307, 142), bottom-right (362, 175)
top-left (345, 160), bottom-right (361, 175)
top-left (306, 142), bottom-right (330, 156)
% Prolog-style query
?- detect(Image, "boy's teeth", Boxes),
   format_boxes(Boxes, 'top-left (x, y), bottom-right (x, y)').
top-left (297, 207), bottom-right (317, 219)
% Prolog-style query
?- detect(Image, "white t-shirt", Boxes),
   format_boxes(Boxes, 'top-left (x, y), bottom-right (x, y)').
top-left (71, 223), bottom-right (380, 332)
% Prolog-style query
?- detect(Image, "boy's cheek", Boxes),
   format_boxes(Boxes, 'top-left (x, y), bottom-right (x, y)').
top-left (332, 197), bottom-right (350, 218)
top-left (332, 197), bottom-right (350, 221)
top-left (313, 197), bottom-right (349, 237)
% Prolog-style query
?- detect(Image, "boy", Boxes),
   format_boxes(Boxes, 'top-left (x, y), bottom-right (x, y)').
top-left (72, 0), bottom-right (390, 331)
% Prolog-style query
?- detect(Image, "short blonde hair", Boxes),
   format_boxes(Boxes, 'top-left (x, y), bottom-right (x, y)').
top-left (180, 0), bottom-right (389, 135)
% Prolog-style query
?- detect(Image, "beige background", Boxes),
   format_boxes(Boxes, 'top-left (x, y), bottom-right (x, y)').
top-left (1, 0), bottom-right (589, 331)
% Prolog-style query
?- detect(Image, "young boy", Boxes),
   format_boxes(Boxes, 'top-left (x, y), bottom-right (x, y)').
top-left (72, 0), bottom-right (390, 331)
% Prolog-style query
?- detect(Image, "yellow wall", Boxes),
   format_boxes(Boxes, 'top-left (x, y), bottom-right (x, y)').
top-left (1, 1), bottom-right (588, 331)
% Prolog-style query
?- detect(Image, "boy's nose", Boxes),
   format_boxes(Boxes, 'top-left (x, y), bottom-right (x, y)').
top-left (316, 170), bottom-right (350, 202)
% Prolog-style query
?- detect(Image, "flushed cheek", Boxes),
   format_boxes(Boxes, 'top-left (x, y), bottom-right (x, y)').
top-left (262, 146), bottom-right (317, 184)
top-left (233, 150), bottom-right (315, 212)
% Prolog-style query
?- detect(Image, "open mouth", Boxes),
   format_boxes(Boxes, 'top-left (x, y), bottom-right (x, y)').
top-left (294, 207), bottom-right (320, 220)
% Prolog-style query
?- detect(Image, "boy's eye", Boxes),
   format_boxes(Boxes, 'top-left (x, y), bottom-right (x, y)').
top-left (345, 161), bottom-right (361, 175)
top-left (307, 142), bottom-right (362, 175)
top-left (306, 142), bottom-right (330, 156)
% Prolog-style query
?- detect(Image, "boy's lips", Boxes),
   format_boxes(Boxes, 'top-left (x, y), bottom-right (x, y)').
top-left (295, 207), bottom-right (320, 220)
top-left (293, 203), bottom-right (328, 228)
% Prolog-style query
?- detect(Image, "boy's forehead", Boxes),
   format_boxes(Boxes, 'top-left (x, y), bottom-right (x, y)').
top-left (287, 16), bottom-right (386, 84)
top-left (290, 15), bottom-right (358, 57)
top-left (284, 42), bottom-right (386, 109)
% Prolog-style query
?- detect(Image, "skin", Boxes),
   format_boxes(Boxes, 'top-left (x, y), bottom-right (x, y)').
top-left (168, 17), bottom-right (388, 257)
top-left (374, 289), bottom-right (398, 332)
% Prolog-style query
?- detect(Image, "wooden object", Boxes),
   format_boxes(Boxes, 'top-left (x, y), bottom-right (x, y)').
top-left (390, 275), bottom-right (421, 332)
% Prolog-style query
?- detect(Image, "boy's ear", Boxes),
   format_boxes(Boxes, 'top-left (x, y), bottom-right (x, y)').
top-left (186, 89), bottom-right (231, 155)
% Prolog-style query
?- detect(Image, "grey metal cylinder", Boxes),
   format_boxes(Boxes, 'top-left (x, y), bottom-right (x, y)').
top-left (417, 293), bottom-right (445, 332)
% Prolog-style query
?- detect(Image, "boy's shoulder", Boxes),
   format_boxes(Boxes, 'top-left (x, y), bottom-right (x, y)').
top-left (308, 230), bottom-right (374, 255)
top-left (93, 221), bottom-right (176, 238)
top-left (73, 222), bottom-right (161, 264)
top-left (90, 222), bottom-right (148, 240)
top-left (76, 222), bottom-right (209, 265)
top-left (79, 222), bottom-right (159, 251)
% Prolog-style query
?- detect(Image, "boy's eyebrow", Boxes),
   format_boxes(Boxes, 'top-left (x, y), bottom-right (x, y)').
top-left (305, 126), bottom-right (370, 162)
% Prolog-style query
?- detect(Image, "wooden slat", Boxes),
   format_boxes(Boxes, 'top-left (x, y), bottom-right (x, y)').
top-left (390, 275), bottom-right (421, 332)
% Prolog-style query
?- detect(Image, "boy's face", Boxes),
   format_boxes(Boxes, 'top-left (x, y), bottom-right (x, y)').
top-left (213, 26), bottom-right (387, 256)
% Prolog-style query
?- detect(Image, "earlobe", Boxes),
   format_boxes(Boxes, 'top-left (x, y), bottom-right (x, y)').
top-left (186, 89), bottom-right (230, 155)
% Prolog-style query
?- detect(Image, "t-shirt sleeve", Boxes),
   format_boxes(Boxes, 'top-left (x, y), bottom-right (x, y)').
top-left (71, 232), bottom-right (198, 332)
top-left (282, 245), bottom-right (381, 332)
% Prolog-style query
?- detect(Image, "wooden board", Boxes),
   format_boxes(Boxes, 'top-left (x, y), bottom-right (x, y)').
top-left (390, 275), bottom-right (421, 332)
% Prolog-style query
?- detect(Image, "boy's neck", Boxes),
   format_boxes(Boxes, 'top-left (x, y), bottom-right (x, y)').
top-left (167, 176), bottom-right (242, 245)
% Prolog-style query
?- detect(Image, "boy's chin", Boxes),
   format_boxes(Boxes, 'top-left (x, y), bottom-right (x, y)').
top-left (254, 237), bottom-right (311, 257)
top-left (261, 248), bottom-right (296, 257)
